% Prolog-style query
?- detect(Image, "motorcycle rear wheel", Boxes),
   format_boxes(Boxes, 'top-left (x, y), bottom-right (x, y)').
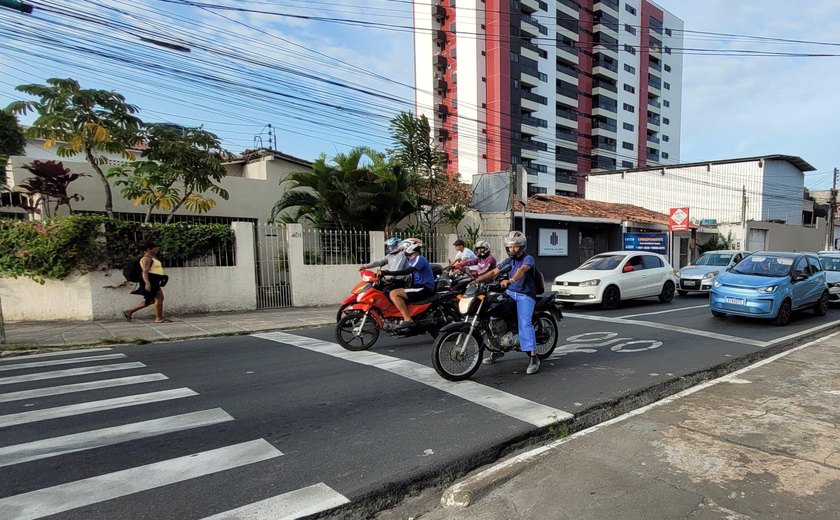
top-left (534, 312), bottom-right (558, 359)
top-left (335, 312), bottom-right (380, 351)
top-left (432, 330), bottom-right (483, 381)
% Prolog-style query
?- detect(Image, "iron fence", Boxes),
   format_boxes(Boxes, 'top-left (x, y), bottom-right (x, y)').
top-left (301, 228), bottom-right (371, 265)
top-left (392, 232), bottom-right (452, 265)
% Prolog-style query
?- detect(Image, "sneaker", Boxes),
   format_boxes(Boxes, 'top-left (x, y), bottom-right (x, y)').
top-left (483, 351), bottom-right (505, 365)
top-left (526, 355), bottom-right (540, 375)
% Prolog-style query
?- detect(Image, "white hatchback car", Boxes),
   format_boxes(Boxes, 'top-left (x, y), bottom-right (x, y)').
top-left (552, 251), bottom-right (677, 309)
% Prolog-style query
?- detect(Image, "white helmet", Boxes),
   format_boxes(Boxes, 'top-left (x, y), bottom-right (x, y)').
top-left (399, 237), bottom-right (423, 255)
top-left (474, 240), bottom-right (491, 257)
top-left (504, 231), bottom-right (526, 258)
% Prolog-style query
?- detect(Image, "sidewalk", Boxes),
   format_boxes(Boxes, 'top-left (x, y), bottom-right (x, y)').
top-left (1, 306), bottom-right (337, 351)
top-left (406, 330), bottom-right (840, 520)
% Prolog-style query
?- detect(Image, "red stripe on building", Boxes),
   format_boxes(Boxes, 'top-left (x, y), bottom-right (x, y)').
top-left (442, 2), bottom-right (458, 177)
top-left (485, 0), bottom-right (510, 174)
top-left (637, 0), bottom-right (663, 168)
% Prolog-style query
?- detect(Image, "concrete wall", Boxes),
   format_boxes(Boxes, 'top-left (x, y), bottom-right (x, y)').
top-left (717, 218), bottom-right (825, 253)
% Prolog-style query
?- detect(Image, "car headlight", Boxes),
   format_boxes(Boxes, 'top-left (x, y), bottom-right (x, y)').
top-left (674, 271), bottom-right (681, 279)
top-left (702, 271), bottom-right (718, 280)
top-left (833, 282), bottom-right (840, 288)
top-left (756, 285), bottom-right (778, 294)
top-left (580, 279), bottom-right (600, 287)
top-left (713, 279), bottom-right (722, 288)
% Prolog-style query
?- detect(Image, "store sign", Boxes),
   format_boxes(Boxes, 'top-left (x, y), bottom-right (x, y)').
top-left (669, 207), bottom-right (690, 231)
top-left (538, 228), bottom-right (568, 256)
top-left (623, 232), bottom-right (668, 254)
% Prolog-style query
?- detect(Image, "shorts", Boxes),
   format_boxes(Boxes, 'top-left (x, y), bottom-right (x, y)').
top-left (404, 287), bottom-right (435, 302)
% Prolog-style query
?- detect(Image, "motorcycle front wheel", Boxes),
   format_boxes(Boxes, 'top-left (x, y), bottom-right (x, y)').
top-left (432, 330), bottom-right (483, 381)
top-left (534, 312), bottom-right (558, 359)
top-left (335, 311), bottom-right (380, 351)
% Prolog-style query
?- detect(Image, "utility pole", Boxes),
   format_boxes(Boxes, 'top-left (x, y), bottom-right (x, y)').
top-left (741, 185), bottom-right (747, 228)
top-left (0, 0), bottom-right (34, 13)
top-left (829, 167), bottom-right (839, 250)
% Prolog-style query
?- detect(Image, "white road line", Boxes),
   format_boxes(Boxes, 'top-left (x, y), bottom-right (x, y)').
top-left (0, 348), bottom-right (113, 362)
top-left (0, 408), bottom-right (234, 468)
top-left (0, 354), bottom-right (127, 372)
top-left (0, 439), bottom-right (282, 520)
top-left (254, 332), bottom-right (572, 427)
top-left (619, 304), bottom-right (709, 319)
top-left (201, 482), bottom-right (349, 520)
top-left (563, 313), bottom-right (769, 347)
top-left (0, 362), bottom-right (146, 386)
top-left (765, 319), bottom-right (840, 346)
top-left (0, 374), bottom-right (169, 403)
top-left (0, 388), bottom-right (197, 428)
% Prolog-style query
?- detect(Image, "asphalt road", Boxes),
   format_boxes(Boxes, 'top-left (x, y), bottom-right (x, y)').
top-left (2, 295), bottom-right (839, 519)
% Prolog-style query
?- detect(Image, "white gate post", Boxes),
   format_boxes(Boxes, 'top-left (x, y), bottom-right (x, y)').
top-left (446, 233), bottom-right (459, 264)
top-left (231, 222), bottom-right (258, 310)
top-left (285, 224), bottom-right (305, 307)
top-left (369, 231), bottom-right (385, 264)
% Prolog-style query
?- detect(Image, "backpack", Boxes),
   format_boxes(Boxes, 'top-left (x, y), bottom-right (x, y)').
top-left (122, 256), bottom-right (143, 283)
top-left (532, 264), bottom-right (546, 295)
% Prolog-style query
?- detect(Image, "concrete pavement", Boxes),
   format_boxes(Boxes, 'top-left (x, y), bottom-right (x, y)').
top-left (388, 330), bottom-right (840, 520)
top-left (0, 306), bottom-right (337, 351)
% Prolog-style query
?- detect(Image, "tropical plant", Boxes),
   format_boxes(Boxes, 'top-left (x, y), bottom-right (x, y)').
top-left (0, 110), bottom-right (26, 185)
top-left (699, 231), bottom-right (735, 253)
top-left (15, 160), bottom-right (85, 216)
top-left (7, 78), bottom-right (143, 218)
top-left (440, 203), bottom-right (467, 231)
top-left (464, 223), bottom-right (481, 249)
top-left (108, 124), bottom-right (229, 223)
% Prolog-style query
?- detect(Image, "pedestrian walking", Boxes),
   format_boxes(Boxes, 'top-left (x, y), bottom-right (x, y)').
top-left (123, 242), bottom-right (171, 323)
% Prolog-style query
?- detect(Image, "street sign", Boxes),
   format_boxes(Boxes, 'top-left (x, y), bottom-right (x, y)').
top-left (623, 232), bottom-right (668, 254)
top-left (669, 207), bottom-right (690, 231)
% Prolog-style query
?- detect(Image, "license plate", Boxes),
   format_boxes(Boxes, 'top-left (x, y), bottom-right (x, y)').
top-left (558, 289), bottom-right (571, 296)
top-left (683, 280), bottom-right (697, 287)
top-left (725, 297), bottom-right (746, 305)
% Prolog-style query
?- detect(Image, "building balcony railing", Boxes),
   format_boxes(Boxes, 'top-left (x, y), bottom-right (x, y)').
top-left (648, 98), bottom-right (661, 108)
top-left (521, 14), bottom-right (548, 35)
top-left (592, 119), bottom-right (617, 132)
top-left (647, 135), bottom-right (660, 144)
top-left (556, 131), bottom-right (577, 142)
top-left (521, 90), bottom-right (548, 105)
top-left (593, 80), bottom-right (617, 93)
top-left (594, 0), bottom-right (619, 11)
top-left (556, 41), bottom-right (579, 55)
top-left (556, 108), bottom-right (578, 121)
top-left (556, 63), bottom-right (578, 79)
top-left (648, 75), bottom-right (662, 90)
top-left (593, 56), bottom-right (618, 72)
top-left (521, 140), bottom-right (548, 152)
top-left (520, 40), bottom-right (546, 59)
top-left (649, 60), bottom-right (661, 72)
top-left (647, 153), bottom-right (660, 162)
top-left (557, 86), bottom-right (579, 100)
top-left (558, 0), bottom-right (580, 11)
top-left (647, 116), bottom-right (661, 126)
top-left (521, 114), bottom-right (549, 128)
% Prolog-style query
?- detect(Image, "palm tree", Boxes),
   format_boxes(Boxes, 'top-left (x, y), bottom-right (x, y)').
top-left (7, 78), bottom-right (143, 218)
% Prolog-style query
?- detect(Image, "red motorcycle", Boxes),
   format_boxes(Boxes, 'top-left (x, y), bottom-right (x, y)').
top-left (335, 268), bottom-right (465, 351)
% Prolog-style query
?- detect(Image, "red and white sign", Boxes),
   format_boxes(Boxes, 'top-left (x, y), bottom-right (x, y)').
top-left (669, 207), bottom-right (690, 232)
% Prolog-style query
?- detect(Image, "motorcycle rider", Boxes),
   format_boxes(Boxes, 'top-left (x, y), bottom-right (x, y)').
top-left (381, 238), bottom-right (436, 328)
top-left (452, 240), bottom-right (497, 276)
top-left (360, 237), bottom-right (407, 285)
top-left (475, 231), bottom-right (540, 375)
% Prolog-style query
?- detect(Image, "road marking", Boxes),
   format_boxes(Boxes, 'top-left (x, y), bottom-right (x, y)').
top-left (0, 362), bottom-right (146, 386)
top-left (201, 482), bottom-right (349, 520)
top-left (0, 374), bottom-right (169, 403)
top-left (0, 408), bottom-right (234, 468)
top-left (563, 313), bottom-right (769, 347)
top-left (254, 332), bottom-right (572, 427)
top-left (620, 304), bottom-right (708, 319)
top-left (0, 348), bottom-right (113, 362)
top-left (0, 388), bottom-right (197, 428)
top-left (765, 319), bottom-right (840, 346)
top-left (0, 439), bottom-right (282, 520)
top-left (0, 354), bottom-right (126, 372)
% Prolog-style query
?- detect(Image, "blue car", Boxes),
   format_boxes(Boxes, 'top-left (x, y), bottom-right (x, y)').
top-left (710, 251), bottom-right (828, 326)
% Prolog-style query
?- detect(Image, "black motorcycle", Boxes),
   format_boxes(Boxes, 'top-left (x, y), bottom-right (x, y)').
top-left (431, 265), bottom-right (562, 381)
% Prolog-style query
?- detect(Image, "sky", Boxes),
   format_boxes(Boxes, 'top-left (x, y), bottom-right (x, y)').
top-left (1, 0), bottom-right (838, 190)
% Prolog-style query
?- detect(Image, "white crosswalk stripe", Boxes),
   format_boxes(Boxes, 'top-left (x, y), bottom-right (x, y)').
top-left (0, 408), bottom-right (234, 468)
top-left (0, 362), bottom-right (146, 386)
top-left (0, 388), bottom-right (197, 428)
top-left (0, 348), bottom-right (113, 362)
top-left (201, 482), bottom-right (349, 520)
top-left (0, 439), bottom-right (283, 520)
top-left (0, 354), bottom-right (126, 372)
top-left (0, 374), bottom-right (169, 403)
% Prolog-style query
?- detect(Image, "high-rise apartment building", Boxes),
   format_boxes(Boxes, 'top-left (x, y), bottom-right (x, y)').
top-left (413, 0), bottom-right (683, 196)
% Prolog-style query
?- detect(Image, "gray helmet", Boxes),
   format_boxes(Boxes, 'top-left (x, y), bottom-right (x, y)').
top-left (504, 231), bottom-right (526, 258)
top-left (474, 240), bottom-right (491, 257)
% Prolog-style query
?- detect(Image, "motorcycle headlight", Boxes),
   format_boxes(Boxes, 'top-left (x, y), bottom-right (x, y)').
top-left (713, 279), bottom-right (722, 288)
top-left (459, 297), bottom-right (473, 315)
top-left (757, 285), bottom-right (778, 294)
top-left (580, 279), bottom-right (600, 287)
top-left (702, 271), bottom-right (718, 280)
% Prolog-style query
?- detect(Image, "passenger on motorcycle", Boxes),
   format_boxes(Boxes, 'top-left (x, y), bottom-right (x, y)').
top-left (475, 231), bottom-right (541, 375)
top-left (452, 240), bottom-right (497, 276)
top-left (381, 238), bottom-right (436, 328)
top-left (360, 237), bottom-right (407, 285)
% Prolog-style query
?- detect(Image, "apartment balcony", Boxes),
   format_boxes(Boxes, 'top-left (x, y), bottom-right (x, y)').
top-left (647, 75), bottom-right (662, 93)
top-left (435, 29), bottom-right (447, 43)
top-left (520, 15), bottom-right (547, 37)
top-left (521, 0), bottom-right (542, 12)
top-left (646, 152), bottom-right (660, 163)
top-left (556, 107), bottom-right (578, 122)
top-left (521, 97), bottom-right (541, 112)
top-left (592, 118), bottom-right (617, 135)
top-left (521, 69), bottom-right (541, 87)
top-left (521, 139), bottom-right (549, 152)
top-left (593, 0), bottom-right (619, 13)
top-left (521, 115), bottom-right (547, 135)
top-left (434, 4), bottom-right (446, 18)
top-left (556, 156), bottom-right (579, 171)
top-left (436, 79), bottom-right (447, 92)
top-left (556, 63), bottom-right (579, 83)
top-left (557, 0), bottom-right (580, 18)
top-left (649, 60), bottom-right (662, 73)
top-left (592, 80), bottom-right (617, 97)
top-left (647, 115), bottom-right (661, 129)
top-left (556, 87), bottom-right (579, 108)
top-left (434, 55), bottom-right (448, 68)
top-left (591, 155), bottom-right (617, 171)
top-left (556, 42), bottom-right (580, 66)
top-left (647, 134), bottom-right (660, 145)
top-left (520, 43), bottom-right (542, 61)
top-left (521, 90), bottom-right (547, 105)
top-left (520, 146), bottom-right (540, 161)
top-left (434, 126), bottom-right (449, 140)
top-left (592, 56), bottom-right (618, 80)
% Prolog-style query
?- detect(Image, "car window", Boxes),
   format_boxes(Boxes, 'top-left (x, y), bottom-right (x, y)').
top-left (626, 256), bottom-right (644, 272)
top-left (807, 257), bottom-right (822, 275)
top-left (732, 255), bottom-right (793, 277)
top-left (794, 258), bottom-right (809, 277)
top-left (642, 255), bottom-right (663, 269)
top-left (579, 254), bottom-right (625, 270)
top-left (819, 256), bottom-right (840, 271)
top-left (733, 254), bottom-right (743, 264)
top-left (694, 253), bottom-right (733, 266)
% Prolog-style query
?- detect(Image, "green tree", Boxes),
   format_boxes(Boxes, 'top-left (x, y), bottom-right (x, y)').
top-left (0, 110), bottom-right (26, 185)
top-left (108, 124), bottom-right (229, 223)
top-left (7, 78), bottom-right (143, 218)
top-left (15, 160), bottom-right (84, 216)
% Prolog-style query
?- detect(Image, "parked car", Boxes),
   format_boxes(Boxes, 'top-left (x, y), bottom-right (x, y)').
top-left (710, 251), bottom-right (828, 326)
top-left (675, 250), bottom-right (752, 295)
top-left (551, 251), bottom-right (677, 310)
top-left (817, 251), bottom-right (840, 302)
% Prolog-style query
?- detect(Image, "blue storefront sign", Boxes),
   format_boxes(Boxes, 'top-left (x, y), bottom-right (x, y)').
top-left (623, 232), bottom-right (668, 254)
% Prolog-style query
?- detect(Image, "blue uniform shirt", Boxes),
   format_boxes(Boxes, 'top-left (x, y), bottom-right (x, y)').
top-left (498, 254), bottom-right (536, 298)
top-left (409, 255), bottom-right (435, 290)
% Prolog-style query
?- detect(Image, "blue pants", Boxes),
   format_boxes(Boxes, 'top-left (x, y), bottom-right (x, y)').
top-left (507, 290), bottom-right (536, 353)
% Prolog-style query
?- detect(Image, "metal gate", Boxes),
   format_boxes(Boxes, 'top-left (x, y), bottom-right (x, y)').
top-left (254, 224), bottom-right (292, 309)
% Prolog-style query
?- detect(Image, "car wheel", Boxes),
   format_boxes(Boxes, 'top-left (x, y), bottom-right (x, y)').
top-left (774, 299), bottom-right (792, 326)
top-left (677, 290), bottom-right (688, 296)
top-left (601, 286), bottom-right (620, 310)
top-left (711, 310), bottom-right (726, 318)
top-left (814, 291), bottom-right (829, 316)
top-left (658, 281), bottom-right (675, 303)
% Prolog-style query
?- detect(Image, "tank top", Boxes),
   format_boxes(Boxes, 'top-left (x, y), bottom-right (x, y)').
top-left (146, 257), bottom-right (164, 275)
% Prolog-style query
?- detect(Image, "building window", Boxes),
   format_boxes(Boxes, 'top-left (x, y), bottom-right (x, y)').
top-left (663, 81), bottom-right (670, 90)
top-left (624, 44), bottom-right (636, 55)
top-left (623, 122), bottom-right (634, 131)
top-left (664, 64), bottom-right (671, 72)
top-left (625, 4), bottom-right (636, 15)
top-left (622, 141), bottom-right (634, 150)
top-left (512, 79), bottom-right (520, 88)
top-left (625, 24), bottom-right (636, 35)
top-left (665, 28), bottom-right (672, 36)
top-left (511, 53), bottom-right (519, 62)
top-left (663, 135), bottom-right (670, 142)
top-left (623, 103), bottom-right (635, 112)
top-left (662, 152), bottom-right (670, 159)
top-left (663, 117), bottom-right (670, 125)
top-left (663, 100), bottom-right (670, 108)
top-left (539, 72), bottom-right (548, 82)
top-left (624, 64), bottom-right (635, 74)
top-left (664, 46), bottom-right (672, 54)
top-left (623, 83), bottom-right (635, 93)
top-left (622, 160), bottom-right (634, 168)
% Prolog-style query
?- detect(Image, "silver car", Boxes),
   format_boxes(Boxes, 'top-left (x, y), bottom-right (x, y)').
top-left (676, 250), bottom-right (751, 295)
top-left (818, 252), bottom-right (840, 302)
